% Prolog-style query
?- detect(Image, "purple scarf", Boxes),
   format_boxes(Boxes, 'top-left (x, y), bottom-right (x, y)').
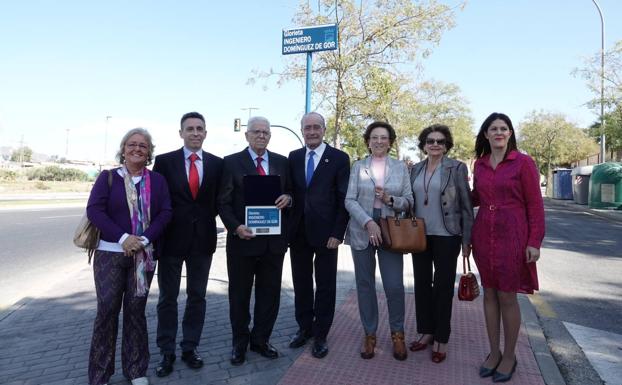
top-left (122, 166), bottom-right (154, 297)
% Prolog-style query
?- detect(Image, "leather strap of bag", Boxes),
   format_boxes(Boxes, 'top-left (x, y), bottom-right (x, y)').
top-left (462, 254), bottom-right (472, 275)
top-left (87, 170), bottom-right (113, 264)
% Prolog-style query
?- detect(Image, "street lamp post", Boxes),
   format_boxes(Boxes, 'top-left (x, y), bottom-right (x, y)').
top-left (65, 129), bottom-right (70, 158)
top-left (591, 0), bottom-right (606, 163)
top-left (241, 107), bottom-right (259, 120)
top-left (233, 120), bottom-right (304, 147)
top-left (104, 116), bottom-right (111, 169)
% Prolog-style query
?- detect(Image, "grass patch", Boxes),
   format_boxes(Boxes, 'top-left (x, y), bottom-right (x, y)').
top-left (0, 181), bottom-right (93, 194)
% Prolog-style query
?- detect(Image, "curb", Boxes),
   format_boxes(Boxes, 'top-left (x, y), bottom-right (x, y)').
top-left (544, 197), bottom-right (622, 223)
top-left (519, 295), bottom-right (567, 385)
top-left (0, 297), bottom-right (31, 323)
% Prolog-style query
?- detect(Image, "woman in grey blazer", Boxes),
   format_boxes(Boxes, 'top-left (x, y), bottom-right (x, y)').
top-left (408, 124), bottom-right (473, 364)
top-left (345, 121), bottom-right (413, 361)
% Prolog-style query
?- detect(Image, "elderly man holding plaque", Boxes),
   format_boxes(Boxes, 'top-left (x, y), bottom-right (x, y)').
top-left (218, 116), bottom-right (292, 366)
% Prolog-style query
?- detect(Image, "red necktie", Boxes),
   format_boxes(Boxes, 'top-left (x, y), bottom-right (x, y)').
top-left (256, 156), bottom-right (266, 175)
top-left (189, 153), bottom-right (199, 199)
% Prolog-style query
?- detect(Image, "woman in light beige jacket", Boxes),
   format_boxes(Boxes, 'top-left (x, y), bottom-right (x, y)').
top-left (345, 121), bottom-right (413, 361)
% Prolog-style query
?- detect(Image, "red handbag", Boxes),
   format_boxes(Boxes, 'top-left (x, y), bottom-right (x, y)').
top-left (458, 254), bottom-right (480, 301)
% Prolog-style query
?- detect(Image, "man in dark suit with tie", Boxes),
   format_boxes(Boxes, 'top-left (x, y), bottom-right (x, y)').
top-left (287, 112), bottom-right (350, 358)
top-left (152, 112), bottom-right (223, 377)
top-left (217, 116), bottom-right (292, 366)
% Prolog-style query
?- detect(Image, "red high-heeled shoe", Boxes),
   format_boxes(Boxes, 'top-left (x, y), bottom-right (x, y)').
top-left (431, 342), bottom-right (447, 363)
top-left (409, 335), bottom-right (432, 352)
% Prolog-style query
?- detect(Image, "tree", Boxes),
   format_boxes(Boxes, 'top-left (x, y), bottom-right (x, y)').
top-left (518, 111), bottom-right (598, 184)
top-left (574, 40), bottom-right (622, 156)
top-left (408, 80), bottom-right (474, 161)
top-left (251, 0), bottom-right (462, 153)
top-left (587, 106), bottom-right (622, 158)
top-left (10, 146), bottom-right (33, 163)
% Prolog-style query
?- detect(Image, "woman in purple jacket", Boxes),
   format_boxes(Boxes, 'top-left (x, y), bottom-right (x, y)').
top-left (86, 128), bottom-right (172, 385)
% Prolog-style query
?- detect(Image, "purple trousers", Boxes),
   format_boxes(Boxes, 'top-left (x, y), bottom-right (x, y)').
top-left (88, 250), bottom-right (154, 385)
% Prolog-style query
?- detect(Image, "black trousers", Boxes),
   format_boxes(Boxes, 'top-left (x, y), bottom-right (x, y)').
top-left (156, 249), bottom-right (212, 354)
top-left (290, 223), bottom-right (338, 340)
top-left (227, 250), bottom-right (285, 349)
top-left (412, 235), bottom-right (461, 343)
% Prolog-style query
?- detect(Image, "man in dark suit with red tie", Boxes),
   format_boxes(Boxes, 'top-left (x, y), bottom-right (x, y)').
top-left (217, 116), bottom-right (291, 366)
top-left (153, 112), bottom-right (223, 377)
top-left (287, 112), bottom-right (350, 358)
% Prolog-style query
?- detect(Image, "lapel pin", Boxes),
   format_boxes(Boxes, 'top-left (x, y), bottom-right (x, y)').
top-left (324, 159), bottom-right (329, 163)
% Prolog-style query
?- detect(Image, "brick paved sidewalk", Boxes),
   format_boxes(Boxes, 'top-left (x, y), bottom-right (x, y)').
top-left (0, 238), bottom-right (555, 385)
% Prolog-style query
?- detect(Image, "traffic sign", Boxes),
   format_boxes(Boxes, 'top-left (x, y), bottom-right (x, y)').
top-left (282, 24), bottom-right (338, 55)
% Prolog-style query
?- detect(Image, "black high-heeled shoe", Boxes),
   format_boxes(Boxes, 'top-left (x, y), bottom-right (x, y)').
top-left (479, 353), bottom-right (501, 378)
top-left (492, 358), bottom-right (517, 383)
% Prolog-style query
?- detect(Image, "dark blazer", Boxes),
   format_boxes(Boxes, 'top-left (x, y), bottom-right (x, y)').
top-left (288, 144), bottom-right (350, 247)
top-left (153, 148), bottom-right (223, 256)
top-left (218, 148), bottom-right (290, 257)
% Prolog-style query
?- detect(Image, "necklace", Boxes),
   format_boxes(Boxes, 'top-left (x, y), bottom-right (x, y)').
top-left (423, 159), bottom-right (439, 206)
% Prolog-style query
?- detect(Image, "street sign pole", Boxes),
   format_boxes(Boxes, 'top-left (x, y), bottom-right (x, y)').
top-left (305, 52), bottom-right (312, 113)
top-left (282, 24), bottom-right (337, 114)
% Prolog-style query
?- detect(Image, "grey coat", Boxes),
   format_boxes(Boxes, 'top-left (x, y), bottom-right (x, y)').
top-left (345, 156), bottom-right (414, 251)
top-left (410, 156), bottom-right (473, 247)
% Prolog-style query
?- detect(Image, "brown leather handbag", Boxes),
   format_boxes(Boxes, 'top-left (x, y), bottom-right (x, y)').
top-left (379, 215), bottom-right (426, 254)
top-left (458, 254), bottom-right (480, 301)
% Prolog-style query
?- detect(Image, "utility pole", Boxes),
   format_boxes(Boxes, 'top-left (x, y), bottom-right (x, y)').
top-left (104, 116), bottom-right (111, 169)
top-left (590, 0), bottom-right (606, 163)
top-left (241, 107), bottom-right (259, 120)
top-left (65, 129), bottom-right (70, 159)
top-left (18, 135), bottom-right (25, 165)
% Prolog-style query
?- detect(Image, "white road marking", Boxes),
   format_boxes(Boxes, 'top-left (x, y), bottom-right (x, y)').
top-left (564, 321), bottom-right (622, 385)
top-left (40, 215), bottom-right (83, 219)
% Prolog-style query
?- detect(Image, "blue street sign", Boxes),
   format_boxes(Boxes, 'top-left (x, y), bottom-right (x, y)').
top-left (282, 24), bottom-right (338, 55)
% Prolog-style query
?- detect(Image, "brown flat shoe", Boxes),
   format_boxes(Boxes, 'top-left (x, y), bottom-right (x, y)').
top-left (391, 332), bottom-right (408, 361)
top-left (360, 335), bottom-right (376, 359)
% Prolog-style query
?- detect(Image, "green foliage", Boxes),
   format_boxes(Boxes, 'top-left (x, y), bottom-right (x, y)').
top-left (587, 106), bottom-right (622, 155)
top-left (407, 80), bottom-right (475, 161)
top-left (0, 169), bottom-right (18, 181)
top-left (10, 146), bottom-right (33, 162)
top-left (26, 166), bottom-right (89, 182)
top-left (518, 111), bottom-right (599, 179)
top-left (574, 40), bottom-right (622, 155)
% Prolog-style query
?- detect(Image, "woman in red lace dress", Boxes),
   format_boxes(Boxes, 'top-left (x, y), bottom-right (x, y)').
top-left (471, 113), bottom-right (545, 383)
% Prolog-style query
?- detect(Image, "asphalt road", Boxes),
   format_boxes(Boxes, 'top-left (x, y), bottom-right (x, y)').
top-left (0, 206), bottom-right (86, 309)
top-left (538, 203), bottom-right (622, 334)
top-left (534, 202), bottom-right (622, 385)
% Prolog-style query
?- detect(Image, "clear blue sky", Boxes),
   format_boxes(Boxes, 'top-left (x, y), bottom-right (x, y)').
top-left (1, 0), bottom-right (620, 162)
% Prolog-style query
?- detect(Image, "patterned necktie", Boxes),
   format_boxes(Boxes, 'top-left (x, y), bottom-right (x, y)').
top-left (256, 156), bottom-right (266, 176)
top-left (189, 153), bottom-right (199, 199)
top-left (306, 151), bottom-right (315, 186)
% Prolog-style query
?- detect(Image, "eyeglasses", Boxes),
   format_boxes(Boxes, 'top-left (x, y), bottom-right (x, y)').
top-left (425, 138), bottom-right (446, 145)
top-left (249, 129), bottom-right (271, 137)
top-left (126, 143), bottom-right (149, 150)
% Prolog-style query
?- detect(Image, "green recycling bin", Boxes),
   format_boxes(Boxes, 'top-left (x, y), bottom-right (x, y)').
top-left (588, 162), bottom-right (622, 209)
